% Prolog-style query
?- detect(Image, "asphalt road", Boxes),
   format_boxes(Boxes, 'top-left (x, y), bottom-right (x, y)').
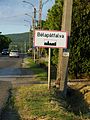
top-left (0, 55), bottom-right (34, 83)
top-left (0, 55), bottom-right (31, 120)
top-left (0, 56), bottom-right (23, 76)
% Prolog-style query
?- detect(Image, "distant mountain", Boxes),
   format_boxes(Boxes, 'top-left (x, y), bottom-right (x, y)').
top-left (6, 32), bottom-right (31, 52)
top-left (6, 32), bottom-right (29, 43)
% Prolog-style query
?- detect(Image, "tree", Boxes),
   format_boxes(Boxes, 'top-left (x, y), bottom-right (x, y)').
top-left (43, 0), bottom-right (63, 68)
top-left (45, 0), bottom-right (90, 78)
top-left (45, 0), bottom-right (63, 30)
top-left (69, 0), bottom-right (90, 78)
top-left (0, 35), bottom-right (12, 52)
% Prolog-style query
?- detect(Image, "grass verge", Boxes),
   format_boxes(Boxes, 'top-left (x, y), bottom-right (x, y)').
top-left (24, 58), bottom-right (47, 81)
top-left (4, 57), bottom-right (89, 120)
top-left (11, 84), bottom-right (86, 120)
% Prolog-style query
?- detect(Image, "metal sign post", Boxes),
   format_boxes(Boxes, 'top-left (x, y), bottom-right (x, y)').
top-left (34, 30), bottom-right (68, 89)
top-left (48, 48), bottom-right (51, 90)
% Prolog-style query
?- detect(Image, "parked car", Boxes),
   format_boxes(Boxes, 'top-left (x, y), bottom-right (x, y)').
top-left (2, 49), bottom-right (9, 55)
top-left (9, 50), bottom-right (19, 58)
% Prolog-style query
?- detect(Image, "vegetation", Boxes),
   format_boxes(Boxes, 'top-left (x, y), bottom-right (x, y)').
top-left (1, 1), bottom-right (90, 120)
top-left (5, 57), bottom-right (89, 120)
top-left (6, 32), bottom-right (30, 52)
top-left (69, 0), bottom-right (90, 78)
top-left (24, 58), bottom-right (47, 81)
top-left (11, 58), bottom-right (89, 120)
top-left (0, 34), bottom-right (12, 52)
top-left (11, 84), bottom-right (89, 120)
top-left (1, 0), bottom-right (89, 78)
top-left (1, 57), bottom-right (90, 120)
top-left (6, 32), bottom-right (29, 44)
top-left (43, 0), bottom-right (90, 78)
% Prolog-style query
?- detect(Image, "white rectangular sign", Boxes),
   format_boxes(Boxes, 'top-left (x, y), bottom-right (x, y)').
top-left (63, 52), bottom-right (69, 57)
top-left (34, 30), bottom-right (68, 48)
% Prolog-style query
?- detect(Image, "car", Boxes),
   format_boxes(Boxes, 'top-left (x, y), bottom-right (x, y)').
top-left (2, 49), bottom-right (9, 55)
top-left (9, 50), bottom-right (19, 58)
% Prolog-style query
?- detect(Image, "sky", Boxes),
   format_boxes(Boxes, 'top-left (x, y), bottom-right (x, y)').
top-left (0, 0), bottom-right (55, 35)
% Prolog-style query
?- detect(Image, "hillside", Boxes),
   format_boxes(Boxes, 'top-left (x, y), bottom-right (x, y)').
top-left (6, 32), bottom-right (29, 43)
top-left (5, 32), bottom-right (32, 52)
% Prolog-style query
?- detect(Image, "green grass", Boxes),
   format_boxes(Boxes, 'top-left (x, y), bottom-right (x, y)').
top-left (25, 58), bottom-right (47, 80)
top-left (8, 57), bottom-right (89, 120)
top-left (11, 84), bottom-right (86, 120)
top-left (24, 57), bottom-right (56, 81)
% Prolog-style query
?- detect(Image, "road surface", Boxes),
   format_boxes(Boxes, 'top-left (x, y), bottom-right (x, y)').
top-left (0, 56), bottom-right (23, 76)
top-left (0, 55), bottom-right (34, 120)
top-left (0, 55), bottom-right (34, 79)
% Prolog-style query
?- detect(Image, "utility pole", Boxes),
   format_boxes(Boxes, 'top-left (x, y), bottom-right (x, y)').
top-left (57, 0), bottom-right (73, 96)
top-left (38, 0), bottom-right (42, 29)
top-left (33, 7), bottom-right (36, 62)
top-left (23, 1), bottom-right (36, 62)
top-left (37, 0), bottom-right (42, 58)
top-left (29, 25), bottom-right (32, 48)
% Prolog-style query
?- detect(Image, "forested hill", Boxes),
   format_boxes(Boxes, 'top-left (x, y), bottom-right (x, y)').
top-left (6, 32), bottom-right (29, 43)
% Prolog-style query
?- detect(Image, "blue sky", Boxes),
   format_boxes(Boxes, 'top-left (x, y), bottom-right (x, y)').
top-left (0, 0), bottom-right (54, 35)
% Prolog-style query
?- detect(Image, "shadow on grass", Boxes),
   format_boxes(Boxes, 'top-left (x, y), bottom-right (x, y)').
top-left (51, 86), bottom-right (90, 117)
top-left (66, 87), bottom-right (90, 116)
top-left (24, 62), bottom-right (48, 80)
top-left (35, 62), bottom-right (57, 80)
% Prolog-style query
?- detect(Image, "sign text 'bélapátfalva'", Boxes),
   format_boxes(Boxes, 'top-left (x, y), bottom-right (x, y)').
top-left (34, 30), bottom-right (68, 48)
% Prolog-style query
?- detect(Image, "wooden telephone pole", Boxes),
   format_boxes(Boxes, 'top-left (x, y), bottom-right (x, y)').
top-left (37, 0), bottom-right (42, 58)
top-left (57, 0), bottom-right (73, 96)
top-left (38, 0), bottom-right (42, 29)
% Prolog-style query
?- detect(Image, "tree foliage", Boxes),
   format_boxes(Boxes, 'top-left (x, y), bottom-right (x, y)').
top-left (69, 0), bottom-right (90, 78)
top-left (44, 0), bottom-right (90, 78)
top-left (45, 0), bottom-right (63, 30)
top-left (43, 0), bottom-right (63, 67)
top-left (0, 35), bottom-right (12, 52)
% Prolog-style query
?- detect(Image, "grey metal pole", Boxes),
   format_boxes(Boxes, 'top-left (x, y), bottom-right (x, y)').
top-left (48, 48), bottom-right (51, 90)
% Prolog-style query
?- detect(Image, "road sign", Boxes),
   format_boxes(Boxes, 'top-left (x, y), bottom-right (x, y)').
top-left (34, 30), bottom-right (68, 48)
